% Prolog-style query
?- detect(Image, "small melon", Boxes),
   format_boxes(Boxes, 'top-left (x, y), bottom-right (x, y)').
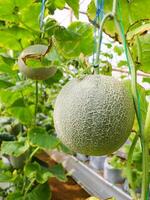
top-left (18, 44), bottom-right (57, 80)
top-left (54, 75), bottom-right (135, 156)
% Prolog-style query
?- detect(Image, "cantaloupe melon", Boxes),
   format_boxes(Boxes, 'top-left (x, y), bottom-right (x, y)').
top-left (18, 44), bottom-right (57, 80)
top-left (54, 75), bottom-right (135, 156)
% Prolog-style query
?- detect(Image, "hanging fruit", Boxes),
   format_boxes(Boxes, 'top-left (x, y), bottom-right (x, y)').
top-left (18, 44), bottom-right (57, 80)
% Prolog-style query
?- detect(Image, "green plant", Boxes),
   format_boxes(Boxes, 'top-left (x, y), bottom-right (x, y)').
top-left (0, 0), bottom-right (91, 198)
top-left (108, 156), bottom-right (125, 170)
top-left (87, 0), bottom-right (150, 199)
top-left (118, 134), bottom-right (143, 195)
top-left (0, 0), bottom-right (149, 199)
top-left (0, 126), bottom-right (68, 199)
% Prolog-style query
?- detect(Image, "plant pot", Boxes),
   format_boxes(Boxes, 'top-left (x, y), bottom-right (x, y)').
top-left (76, 153), bottom-right (89, 162)
top-left (10, 153), bottom-right (27, 169)
top-left (104, 157), bottom-right (125, 184)
top-left (89, 156), bottom-right (106, 170)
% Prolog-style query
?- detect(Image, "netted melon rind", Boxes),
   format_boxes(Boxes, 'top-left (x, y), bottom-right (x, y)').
top-left (54, 75), bottom-right (135, 156)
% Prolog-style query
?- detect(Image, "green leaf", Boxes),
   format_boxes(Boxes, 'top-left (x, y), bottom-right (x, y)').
top-left (124, 80), bottom-right (148, 126)
top-left (44, 70), bottom-right (63, 85)
top-left (8, 98), bottom-right (34, 124)
top-left (132, 33), bottom-right (150, 73)
top-left (137, 84), bottom-right (148, 125)
top-left (46, 0), bottom-right (65, 14)
top-left (7, 183), bottom-right (51, 200)
top-left (0, 160), bottom-right (11, 170)
top-left (0, 0), bottom-right (33, 22)
top-left (0, 30), bottom-right (21, 50)
top-left (24, 162), bottom-right (53, 184)
top-left (21, 3), bottom-right (41, 32)
top-left (65, 0), bottom-right (79, 18)
top-left (24, 162), bottom-right (67, 183)
top-left (113, 46), bottom-right (124, 56)
top-left (143, 77), bottom-right (150, 83)
top-left (55, 22), bottom-right (94, 58)
top-left (87, 0), bottom-right (150, 40)
top-left (58, 142), bottom-right (73, 154)
top-left (46, 0), bottom-right (56, 14)
top-left (54, 0), bottom-right (65, 9)
top-left (127, 21), bottom-right (150, 41)
top-left (0, 56), bottom-right (16, 75)
top-left (28, 127), bottom-right (60, 149)
top-left (9, 107), bottom-right (33, 124)
top-left (0, 55), bottom-right (15, 66)
top-left (104, 43), bottom-right (112, 49)
top-left (7, 191), bottom-right (23, 200)
top-left (0, 171), bottom-right (12, 182)
top-left (0, 80), bottom-right (14, 89)
top-left (10, 98), bottom-right (25, 107)
top-left (25, 183), bottom-right (51, 200)
top-left (0, 27), bottom-right (34, 50)
top-left (0, 1), bottom-right (41, 36)
top-left (1, 140), bottom-right (29, 157)
top-left (87, 0), bottom-right (96, 22)
top-left (117, 60), bottom-right (128, 68)
top-left (101, 52), bottom-right (113, 59)
top-left (44, 18), bottom-right (59, 37)
top-left (45, 47), bottom-right (61, 63)
top-left (8, 80), bottom-right (32, 92)
top-left (0, 90), bottom-right (21, 107)
top-left (49, 164), bottom-right (67, 182)
top-left (54, 26), bottom-right (80, 42)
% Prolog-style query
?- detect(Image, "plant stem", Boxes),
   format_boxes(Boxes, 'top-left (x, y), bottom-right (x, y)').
top-left (141, 102), bottom-right (150, 200)
top-left (114, 13), bottom-right (150, 200)
top-left (28, 147), bottom-right (40, 162)
top-left (112, 0), bottom-right (118, 15)
top-left (113, 1), bottom-right (149, 199)
top-left (94, 0), bottom-right (149, 199)
top-left (95, 12), bottom-right (113, 74)
top-left (24, 179), bottom-right (35, 196)
top-left (114, 16), bottom-right (143, 136)
top-left (35, 81), bottom-right (39, 123)
top-left (126, 133), bottom-right (139, 199)
top-left (22, 176), bottom-right (27, 194)
top-left (94, 0), bottom-right (118, 74)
